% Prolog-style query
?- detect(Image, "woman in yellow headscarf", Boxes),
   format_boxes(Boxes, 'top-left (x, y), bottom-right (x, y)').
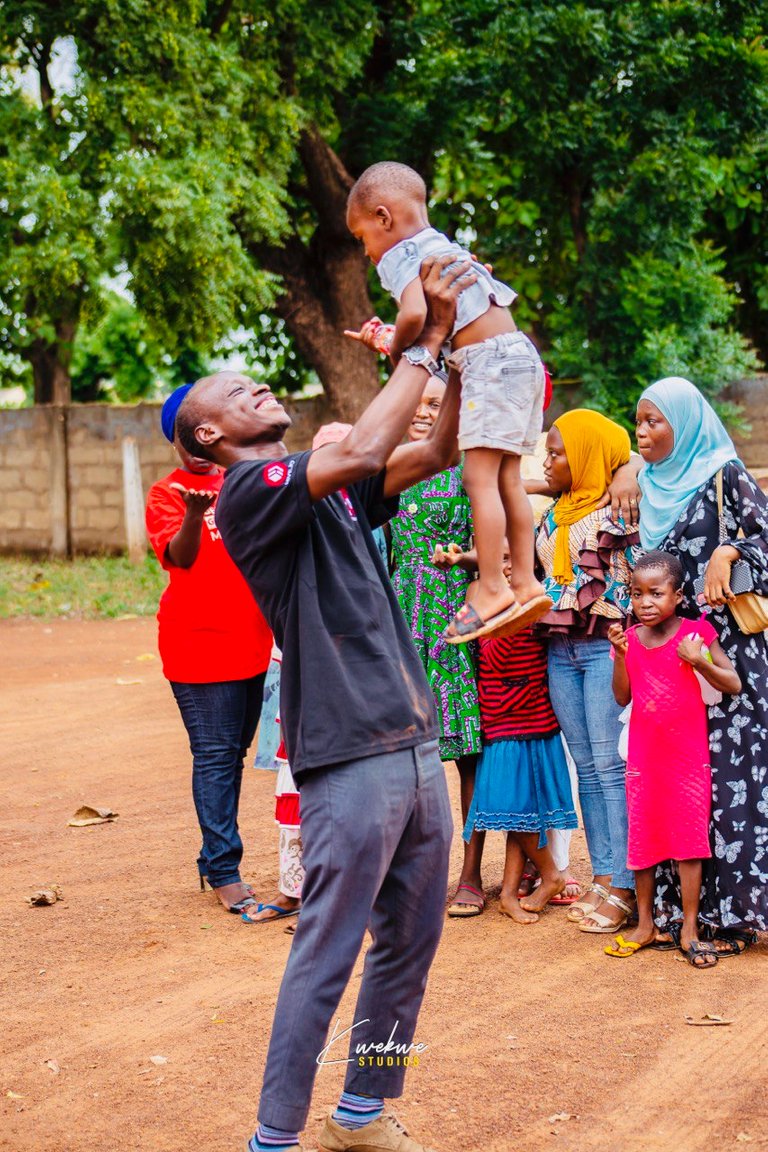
top-left (535, 409), bottom-right (641, 938)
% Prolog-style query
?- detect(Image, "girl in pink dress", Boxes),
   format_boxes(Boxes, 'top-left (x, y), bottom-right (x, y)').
top-left (606, 552), bottom-right (740, 968)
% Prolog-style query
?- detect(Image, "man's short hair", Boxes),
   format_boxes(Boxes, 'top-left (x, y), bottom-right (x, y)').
top-left (632, 550), bottom-right (684, 590)
top-left (176, 389), bottom-right (215, 461)
top-left (348, 161), bottom-right (427, 212)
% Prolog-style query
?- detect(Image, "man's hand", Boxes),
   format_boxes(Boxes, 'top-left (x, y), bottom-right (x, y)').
top-left (420, 255), bottom-right (477, 345)
top-left (607, 621), bottom-right (628, 657)
top-left (169, 482), bottom-right (217, 516)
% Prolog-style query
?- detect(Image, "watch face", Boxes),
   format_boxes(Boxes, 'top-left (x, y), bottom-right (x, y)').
top-left (407, 345), bottom-right (427, 363)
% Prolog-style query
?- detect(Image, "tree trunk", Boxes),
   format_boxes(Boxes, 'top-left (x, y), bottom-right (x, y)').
top-left (27, 317), bottom-right (77, 405)
top-left (245, 126), bottom-right (382, 422)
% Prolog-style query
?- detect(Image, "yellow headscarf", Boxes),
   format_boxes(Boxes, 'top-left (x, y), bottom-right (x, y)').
top-left (551, 409), bottom-right (631, 585)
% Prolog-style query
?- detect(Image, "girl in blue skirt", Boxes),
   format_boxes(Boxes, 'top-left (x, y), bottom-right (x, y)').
top-left (464, 625), bottom-right (579, 924)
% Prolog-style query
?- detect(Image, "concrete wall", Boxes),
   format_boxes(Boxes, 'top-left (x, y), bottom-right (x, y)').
top-left (0, 379), bottom-right (765, 556)
top-left (0, 395), bottom-right (331, 556)
top-left (724, 375), bottom-right (768, 487)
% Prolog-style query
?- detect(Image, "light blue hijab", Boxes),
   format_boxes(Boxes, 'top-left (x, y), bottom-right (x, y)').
top-left (637, 377), bottom-right (736, 549)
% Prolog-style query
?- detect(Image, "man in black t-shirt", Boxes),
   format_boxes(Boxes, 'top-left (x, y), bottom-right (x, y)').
top-left (176, 257), bottom-right (476, 1152)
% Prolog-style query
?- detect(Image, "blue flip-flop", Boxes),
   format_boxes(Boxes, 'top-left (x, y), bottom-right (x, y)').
top-left (241, 902), bottom-right (299, 925)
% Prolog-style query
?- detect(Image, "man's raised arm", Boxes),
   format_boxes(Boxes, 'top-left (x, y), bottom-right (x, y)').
top-left (305, 256), bottom-right (475, 502)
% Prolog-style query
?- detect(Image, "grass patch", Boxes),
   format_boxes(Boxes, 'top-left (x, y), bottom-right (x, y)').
top-left (0, 553), bottom-right (167, 619)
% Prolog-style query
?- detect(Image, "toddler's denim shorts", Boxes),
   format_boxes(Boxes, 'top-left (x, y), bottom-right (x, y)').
top-left (447, 331), bottom-right (545, 454)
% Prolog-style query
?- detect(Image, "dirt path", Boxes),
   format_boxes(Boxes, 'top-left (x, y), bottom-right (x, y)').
top-left (2, 619), bottom-right (766, 1152)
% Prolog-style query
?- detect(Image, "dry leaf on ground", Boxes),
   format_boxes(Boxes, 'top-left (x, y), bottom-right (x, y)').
top-left (68, 806), bottom-right (118, 827)
top-left (27, 885), bottom-right (63, 906)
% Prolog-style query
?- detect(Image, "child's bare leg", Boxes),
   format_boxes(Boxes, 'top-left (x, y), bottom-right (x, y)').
top-left (516, 833), bottom-right (567, 912)
top-left (678, 859), bottom-right (703, 951)
top-left (499, 834), bottom-right (539, 924)
top-left (451, 755), bottom-right (485, 910)
top-left (613, 867), bottom-right (656, 945)
top-left (459, 446), bottom-right (516, 623)
top-left (500, 454), bottom-right (547, 605)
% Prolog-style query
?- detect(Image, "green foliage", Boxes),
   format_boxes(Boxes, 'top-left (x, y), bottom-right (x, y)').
top-left (221, 315), bottom-right (318, 395)
top-left (423, 0), bottom-right (767, 421)
top-left (70, 293), bottom-right (209, 402)
top-left (0, 0), bottom-right (293, 397)
top-left (1, 0), bottom-right (766, 417)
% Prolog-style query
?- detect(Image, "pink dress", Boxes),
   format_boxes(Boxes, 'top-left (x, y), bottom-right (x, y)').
top-left (624, 617), bottom-right (717, 869)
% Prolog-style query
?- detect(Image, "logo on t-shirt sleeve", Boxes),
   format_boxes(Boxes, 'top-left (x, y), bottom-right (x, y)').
top-left (339, 487), bottom-right (358, 521)
top-left (264, 462), bottom-right (289, 487)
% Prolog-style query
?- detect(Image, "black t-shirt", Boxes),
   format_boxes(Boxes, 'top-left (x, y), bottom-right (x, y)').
top-left (215, 451), bottom-right (437, 780)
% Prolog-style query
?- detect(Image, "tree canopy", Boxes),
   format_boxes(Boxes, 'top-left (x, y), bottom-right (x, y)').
top-left (1, 0), bottom-right (766, 421)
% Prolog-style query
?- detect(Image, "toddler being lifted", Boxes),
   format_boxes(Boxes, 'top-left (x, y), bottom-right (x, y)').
top-left (345, 161), bottom-right (551, 642)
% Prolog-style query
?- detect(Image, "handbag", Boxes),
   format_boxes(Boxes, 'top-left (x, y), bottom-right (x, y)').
top-left (714, 469), bottom-right (768, 634)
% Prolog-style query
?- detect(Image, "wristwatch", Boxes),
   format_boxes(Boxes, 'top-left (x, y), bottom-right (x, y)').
top-left (402, 344), bottom-right (442, 377)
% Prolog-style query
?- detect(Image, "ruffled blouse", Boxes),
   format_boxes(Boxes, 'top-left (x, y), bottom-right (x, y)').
top-left (535, 506), bottom-right (641, 637)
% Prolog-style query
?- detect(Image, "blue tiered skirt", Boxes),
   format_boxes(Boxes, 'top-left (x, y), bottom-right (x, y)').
top-left (464, 734), bottom-right (578, 847)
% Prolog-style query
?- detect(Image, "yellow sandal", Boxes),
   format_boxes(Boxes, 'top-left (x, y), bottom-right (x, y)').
top-left (605, 933), bottom-right (651, 958)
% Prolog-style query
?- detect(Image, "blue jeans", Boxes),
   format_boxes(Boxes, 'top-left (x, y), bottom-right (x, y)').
top-left (547, 636), bottom-right (632, 890)
top-left (170, 674), bottom-right (265, 888)
top-left (253, 657), bottom-right (281, 770)
top-left (257, 739), bottom-right (452, 1132)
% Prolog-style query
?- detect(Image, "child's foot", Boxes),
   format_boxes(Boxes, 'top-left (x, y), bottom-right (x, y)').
top-left (510, 578), bottom-right (548, 606)
top-left (499, 894), bottom-right (539, 924)
top-left (240, 893), bottom-right (300, 923)
top-left (548, 875), bottom-right (582, 905)
top-left (445, 589), bottom-right (517, 641)
top-left (520, 872), bottom-right (566, 913)
top-left (447, 882), bottom-right (485, 918)
top-left (517, 871), bottom-right (538, 898)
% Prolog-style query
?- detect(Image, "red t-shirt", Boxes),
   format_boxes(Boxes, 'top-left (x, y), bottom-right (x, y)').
top-left (145, 468), bottom-right (272, 683)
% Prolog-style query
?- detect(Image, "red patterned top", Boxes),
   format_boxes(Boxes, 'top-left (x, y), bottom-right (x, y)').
top-left (477, 627), bottom-right (560, 743)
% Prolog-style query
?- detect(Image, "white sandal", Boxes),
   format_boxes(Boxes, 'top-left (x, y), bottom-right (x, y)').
top-left (566, 882), bottom-right (610, 923)
top-left (578, 892), bottom-right (636, 934)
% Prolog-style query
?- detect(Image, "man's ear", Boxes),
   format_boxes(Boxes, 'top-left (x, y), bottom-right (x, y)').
top-left (375, 204), bottom-right (393, 231)
top-left (195, 421), bottom-right (221, 449)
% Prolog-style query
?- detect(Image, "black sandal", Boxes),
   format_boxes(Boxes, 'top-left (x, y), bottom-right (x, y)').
top-left (680, 939), bottom-right (718, 969)
top-left (710, 927), bottom-right (758, 957)
top-left (649, 921), bottom-right (681, 951)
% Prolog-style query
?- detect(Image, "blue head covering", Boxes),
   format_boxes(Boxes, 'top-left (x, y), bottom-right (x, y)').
top-left (160, 382), bottom-right (195, 443)
top-left (637, 376), bottom-right (736, 548)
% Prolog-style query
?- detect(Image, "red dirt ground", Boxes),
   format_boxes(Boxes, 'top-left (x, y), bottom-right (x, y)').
top-left (2, 618), bottom-right (767, 1152)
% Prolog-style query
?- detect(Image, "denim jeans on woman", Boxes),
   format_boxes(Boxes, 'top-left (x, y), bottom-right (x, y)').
top-left (170, 674), bottom-right (265, 888)
top-left (547, 635), bottom-right (632, 889)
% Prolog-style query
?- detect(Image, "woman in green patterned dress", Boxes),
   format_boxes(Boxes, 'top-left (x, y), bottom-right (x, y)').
top-left (390, 378), bottom-right (485, 916)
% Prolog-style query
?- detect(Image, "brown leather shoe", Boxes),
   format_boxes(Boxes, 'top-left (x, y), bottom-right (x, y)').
top-left (318, 1112), bottom-right (437, 1152)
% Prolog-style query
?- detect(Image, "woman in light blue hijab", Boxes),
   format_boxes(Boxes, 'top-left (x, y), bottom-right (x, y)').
top-left (636, 377), bottom-right (736, 550)
top-left (633, 376), bottom-right (768, 949)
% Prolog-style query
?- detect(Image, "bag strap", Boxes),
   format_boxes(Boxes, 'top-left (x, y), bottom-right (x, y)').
top-left (715, 469), bottom-right (727, 545)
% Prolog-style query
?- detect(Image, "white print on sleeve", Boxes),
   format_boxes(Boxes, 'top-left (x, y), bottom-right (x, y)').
top-left (204, 506), bottom-right (221, 542)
